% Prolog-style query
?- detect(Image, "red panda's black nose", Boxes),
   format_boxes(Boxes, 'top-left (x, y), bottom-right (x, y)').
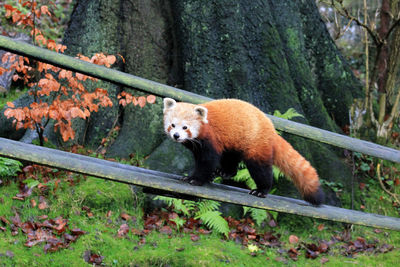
top-left (173, 132), bottom-right (180, 140)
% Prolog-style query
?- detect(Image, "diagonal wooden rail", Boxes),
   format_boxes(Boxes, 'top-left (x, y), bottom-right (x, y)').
top-left (1, 137), bottom-right (400, 230)
top-left (0, 35), bottom-right (399, 163)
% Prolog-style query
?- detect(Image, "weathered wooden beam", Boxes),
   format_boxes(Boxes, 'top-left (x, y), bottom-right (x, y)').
top-left (0, 36), bottom-right (211, 104)
top-left (0, 37), bottom-right (399, 162)
top-left (0, 36), bottom-right (398, 163)
top-left (0, 137), bottom-right (400, 231)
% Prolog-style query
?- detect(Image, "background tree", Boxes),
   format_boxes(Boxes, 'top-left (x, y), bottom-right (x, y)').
top-left (320, 0), bottom-right (400, 144)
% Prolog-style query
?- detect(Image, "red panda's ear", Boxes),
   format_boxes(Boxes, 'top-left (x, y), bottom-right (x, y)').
top-left (163, 98), bottom-right (176, 113)
top-left (195, 106), bottom-right (208, 123)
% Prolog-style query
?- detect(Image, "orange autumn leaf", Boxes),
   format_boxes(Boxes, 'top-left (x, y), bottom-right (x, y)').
top-left (45, 73), bottom-right (54, 80)
top-left (40, 5), bottom-right (51, 16)
top-left (47, 39), bottom-right (57, 50)
top-left (70, 107), bottom-right (85, 119)
top-left (2, 53), bottom-right (10, 64)
top-left (289, 235), bottom-right (299, 244)
top-left (56, 44), bottom-right (67, 53)
top-left (7, 102), bottom-right (15, 108)
top-left (12, 11), bottom-right (21, 23)
top-left (138, 96), bottom-right (146, 108)
top-left (146, 95), bottom-right (156, 104)
top-left (119, 99), bottom-right (127, 107)
top-left (117, 53), bottom-right (126, 63)
top-left (75, 72), bottom-right (87, 81)
top-left (35, 35), bottom-right (47, 46)
top-left (106, 55), bottom-right (116, 65)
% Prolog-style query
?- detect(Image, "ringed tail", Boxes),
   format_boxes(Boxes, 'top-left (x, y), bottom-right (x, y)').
top-left (273, 136), bottom-right (325, 205)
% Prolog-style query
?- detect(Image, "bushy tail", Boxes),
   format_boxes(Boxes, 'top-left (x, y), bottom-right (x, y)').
top-left (273, 136), bottom-right (324, 205)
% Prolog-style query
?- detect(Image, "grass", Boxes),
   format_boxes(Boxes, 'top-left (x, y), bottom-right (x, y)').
top-left (0, 168), bottom-right (400, 266)
top-left (0, 88), bottom-right (27, 110)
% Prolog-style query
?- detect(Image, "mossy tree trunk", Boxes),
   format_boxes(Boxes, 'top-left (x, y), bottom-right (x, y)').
top-left (166, 0), bottom-right (362, 197)
top-left (60, 0), bottom-right (175, 155)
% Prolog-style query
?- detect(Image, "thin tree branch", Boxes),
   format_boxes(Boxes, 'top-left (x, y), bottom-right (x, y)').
top-left (331, 0), bottom-right (382, 45)
top-left (386, 18), bottom-right (400, 38)
top-left (369, 93), bottom-right (378, 127)
top-left (335, 18), bottom-right (354, 39)
top-left (363, 0), bottom-right (370, 110)
top-left (377, 161), bottom-right (400, 206)
top-left (384, 87), bottom-right (400, 126)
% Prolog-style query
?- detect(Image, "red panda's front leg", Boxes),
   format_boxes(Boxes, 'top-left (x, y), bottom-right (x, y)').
top-left (182, 139), bottom-right (221, 186)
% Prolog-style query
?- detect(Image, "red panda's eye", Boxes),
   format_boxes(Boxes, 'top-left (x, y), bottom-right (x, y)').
top-left (171, 124), bottom-right (175, 128)
top-left (183, 126), bottom-right (187, 130)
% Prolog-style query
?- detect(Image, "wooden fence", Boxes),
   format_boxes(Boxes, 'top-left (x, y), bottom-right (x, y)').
top-left (0, 35), bottom-right (400, 230)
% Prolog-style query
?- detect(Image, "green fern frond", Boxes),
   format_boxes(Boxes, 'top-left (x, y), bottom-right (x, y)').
top-left (154, 196), bottom-right (191, 216)
top-left (272, 166), bottom-right (285, 181)
top-left (182, 200), bottom-right (197, 213)
top-left (232, 168), bottom-right (257, 190)
top-left (273, 108), bottom-right (304, 120)
top-left (196, 210), bottom-right (229, 237)
top-left (247, 207), bottom-right (268, 226)
top-left (213, 176), bottom-right (223, 183)
top-left (154, 195), bottom-right (175, 207)
top-left (195, 200), bottom-right (220, 215)
top-left (273, 108), bottom-right (304, 135)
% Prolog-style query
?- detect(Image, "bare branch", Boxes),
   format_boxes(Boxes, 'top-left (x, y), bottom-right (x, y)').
top-left (377, 162), bottom-right (400, 206)
top-left (369, 92), bottom-right (378, 127)
top-left (331, 0), bottom-right (382, 45)
top-left (385, 87), bottom-right (400, 126)
top-left (335, 18), bottom-right (354, 40)
top-left (386, 18), bottom-right (400, 39)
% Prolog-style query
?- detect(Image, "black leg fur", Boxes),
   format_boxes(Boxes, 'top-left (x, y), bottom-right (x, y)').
top-left (215, 151), bottom-right (242, 178)
top-left (182, 139), bottom-right (220, 185)
top-left (245, 159), bottom-right (273, 198)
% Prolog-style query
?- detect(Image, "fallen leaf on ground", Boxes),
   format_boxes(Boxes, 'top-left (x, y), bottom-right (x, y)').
top-left (289, 235), bottom-right (299, 244)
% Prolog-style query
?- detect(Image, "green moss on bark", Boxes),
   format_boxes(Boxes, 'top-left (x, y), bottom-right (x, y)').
top-left (62, 0), bottom-right (121, 148)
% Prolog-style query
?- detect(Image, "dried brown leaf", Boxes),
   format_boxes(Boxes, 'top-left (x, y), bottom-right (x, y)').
top-left (289, 235), bottom-right (299, 244)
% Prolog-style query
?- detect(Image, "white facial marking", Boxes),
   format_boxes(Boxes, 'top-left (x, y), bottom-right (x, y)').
top-left (163, 101), bottom-right (205, 143)
top-left (164, 116), bottom-right (201, 143)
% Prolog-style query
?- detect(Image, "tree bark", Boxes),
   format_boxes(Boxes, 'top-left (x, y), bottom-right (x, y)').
top-left (62, 0), bottom-right (121, 147)
top-left (62, 0), bottom-right (174, 155)
top-left (160, 0), bottom-right (361, 194)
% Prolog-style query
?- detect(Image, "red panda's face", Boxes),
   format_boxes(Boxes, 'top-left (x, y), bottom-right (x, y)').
top-left (163, 98), bottom-right (208, 143)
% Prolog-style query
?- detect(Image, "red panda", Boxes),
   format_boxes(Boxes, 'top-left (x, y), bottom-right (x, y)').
top-left (163, 98), bottom-right (324, 205)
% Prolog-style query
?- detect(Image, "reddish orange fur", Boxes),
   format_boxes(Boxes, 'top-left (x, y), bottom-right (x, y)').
top-left (185, 129), bottom-right (192, 138)
top-left (197, 99), bottom-right (321, 197)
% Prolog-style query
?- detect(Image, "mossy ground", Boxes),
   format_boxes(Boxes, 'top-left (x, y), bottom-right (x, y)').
top-left (1, 167), bottom-right (399, 266)
top-left (0, 88), bottom-right (27, 110)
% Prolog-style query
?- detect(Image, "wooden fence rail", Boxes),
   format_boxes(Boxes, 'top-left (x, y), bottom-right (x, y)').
top-left (0, 35), bottom-right (399, 163)
top-left (1, 137), bottom-right (400, 230)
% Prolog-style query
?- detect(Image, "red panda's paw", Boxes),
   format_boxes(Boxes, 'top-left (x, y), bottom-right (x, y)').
top-left (181, 176), bottom-right (192, 182)
top-left (189, 179), bottom-right (205, 186)
top-left (181, 176), bottom-right (206, 186)
top-left (214, 168), bottom-right (237, 179)
top-left (249, 189), bottom-right (267, 198)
